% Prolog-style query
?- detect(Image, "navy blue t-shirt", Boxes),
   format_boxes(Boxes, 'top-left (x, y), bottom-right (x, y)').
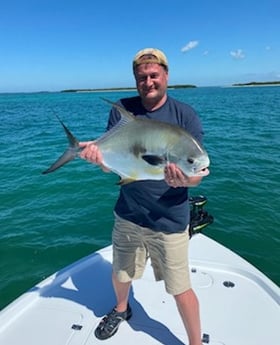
top-left (107, 95), bottom-right (204, 233)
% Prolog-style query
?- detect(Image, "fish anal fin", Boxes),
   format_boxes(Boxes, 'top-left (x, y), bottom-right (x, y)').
top-left (117, 178), bottom-right (136, 185)
top-left (142, 154), bottom-right (167, 166)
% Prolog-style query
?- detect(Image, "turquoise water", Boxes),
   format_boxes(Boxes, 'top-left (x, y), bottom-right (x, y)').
top-left (1, 87), bottom-right (279, 309)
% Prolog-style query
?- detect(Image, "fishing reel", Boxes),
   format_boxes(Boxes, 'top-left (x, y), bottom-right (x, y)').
top-left (189, 195), bottom-right (214, 238)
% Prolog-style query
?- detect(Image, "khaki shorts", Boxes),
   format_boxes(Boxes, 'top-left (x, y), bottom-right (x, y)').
top-left (112, 214), bottom-right (191, 295)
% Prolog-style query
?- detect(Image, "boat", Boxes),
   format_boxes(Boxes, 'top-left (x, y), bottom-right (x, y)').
top-left (0, 197), bottom-right (279, 344)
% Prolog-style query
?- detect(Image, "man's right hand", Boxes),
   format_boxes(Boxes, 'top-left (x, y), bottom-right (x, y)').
top-left (79, 142), bottom-right (110, 172)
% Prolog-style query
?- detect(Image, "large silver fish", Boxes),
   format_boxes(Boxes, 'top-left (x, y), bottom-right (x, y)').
top-left (42, 100), bottom-right (210, 184)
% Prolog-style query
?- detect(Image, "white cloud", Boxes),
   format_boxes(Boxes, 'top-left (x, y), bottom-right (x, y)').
top-left (203, 50), bottom-right (209, 56)
top-left (230, 49), bottom-right (245, 59)
top-left (181, 40), bottom-right (199, 53)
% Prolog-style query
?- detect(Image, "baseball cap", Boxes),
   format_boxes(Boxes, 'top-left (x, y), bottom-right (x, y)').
top-left (133, 48), bottom-right (168, 70)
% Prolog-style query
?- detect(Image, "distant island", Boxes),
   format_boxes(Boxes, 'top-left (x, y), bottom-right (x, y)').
top-left (61, 84), bottom-right (196, 93)
top-left (233, 81), bottom-right (280, 87)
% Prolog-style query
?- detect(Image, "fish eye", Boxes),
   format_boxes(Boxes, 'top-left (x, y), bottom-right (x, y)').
top-left (187, 158), bottom-right (194, 164)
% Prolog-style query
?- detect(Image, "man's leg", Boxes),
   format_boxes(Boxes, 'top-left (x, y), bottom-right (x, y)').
top-left (174, 288), bottom-right (202, 345)
top-left (148, 228), bottom-right (202, 344)
top-left (112, 271), bottom-right (131, 312)
top-left (94, 273), bottom-right (132, 340)
top-left (95, 215), bottom-right (141, 340)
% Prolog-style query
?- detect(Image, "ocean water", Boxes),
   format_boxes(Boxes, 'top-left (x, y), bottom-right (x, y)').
top-left (0, 87), bottom-right (279, 310)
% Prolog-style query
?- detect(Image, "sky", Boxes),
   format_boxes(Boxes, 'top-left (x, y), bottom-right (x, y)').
top-left (0, 0), bottom-right (279, 92)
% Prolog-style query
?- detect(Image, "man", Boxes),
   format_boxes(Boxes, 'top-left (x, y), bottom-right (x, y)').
top-left (80, 48), bottom-right (209, 345)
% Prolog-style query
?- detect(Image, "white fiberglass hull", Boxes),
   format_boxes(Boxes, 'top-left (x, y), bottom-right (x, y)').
top-left (0, 234), bottom-right (279, 345)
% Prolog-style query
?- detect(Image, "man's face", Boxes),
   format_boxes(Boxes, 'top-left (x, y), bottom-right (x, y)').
top-left (134, 63), bottom-right (168, 104)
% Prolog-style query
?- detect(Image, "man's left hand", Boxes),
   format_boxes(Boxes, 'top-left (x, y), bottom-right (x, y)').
top-left (164, 163), bottom-right (205, 188)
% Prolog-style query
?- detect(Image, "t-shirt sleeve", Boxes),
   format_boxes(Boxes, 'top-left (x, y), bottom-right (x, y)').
top-left (106, 106), bottom-right (121, 130)
top-left (183, 107), bottom-right (204, 144)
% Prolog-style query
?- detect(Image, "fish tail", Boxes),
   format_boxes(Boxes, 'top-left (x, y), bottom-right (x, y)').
top-left (42, 116), bottom-right (80, 174)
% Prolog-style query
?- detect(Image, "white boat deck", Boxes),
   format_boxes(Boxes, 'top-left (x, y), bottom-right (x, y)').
top-left (0, 234), bottom-right (279, 345)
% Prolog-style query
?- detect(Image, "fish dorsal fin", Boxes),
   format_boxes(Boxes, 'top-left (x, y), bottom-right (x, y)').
top-left (101, 98), bottom-right (135, 123)
top-left (96, 98), bottom-right (136, 145)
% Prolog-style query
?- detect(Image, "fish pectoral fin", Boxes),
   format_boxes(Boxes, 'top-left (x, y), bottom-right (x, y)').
top-left (117, 178), bottom-right (137, 185)
top-left (142, 154), bottom-right (167, 166)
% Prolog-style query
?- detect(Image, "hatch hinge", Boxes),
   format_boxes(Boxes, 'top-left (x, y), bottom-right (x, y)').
top-left (202, 333), bottom-right (210, 343)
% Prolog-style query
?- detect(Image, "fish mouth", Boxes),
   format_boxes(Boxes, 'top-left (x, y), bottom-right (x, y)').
top-left (196, 167), bottom-right (210, 176)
